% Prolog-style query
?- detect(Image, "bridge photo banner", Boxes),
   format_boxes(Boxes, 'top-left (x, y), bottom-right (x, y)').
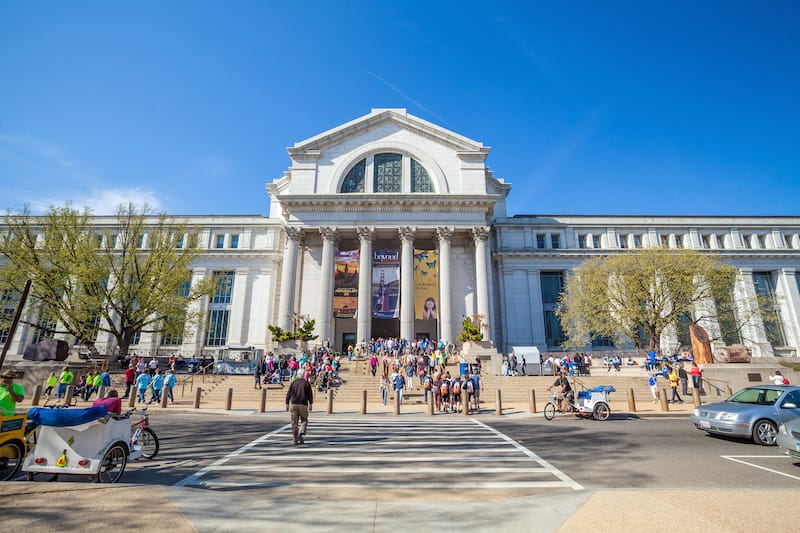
top-left (333, 249), bottom-right (359, 318)
top-left (414, 249), bottom-right (439, 320)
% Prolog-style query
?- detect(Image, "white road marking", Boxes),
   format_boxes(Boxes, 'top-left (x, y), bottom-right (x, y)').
top-left (173, 423), bottom-right (290, 487)
top-left (721, 455), bottom-right (800, 482)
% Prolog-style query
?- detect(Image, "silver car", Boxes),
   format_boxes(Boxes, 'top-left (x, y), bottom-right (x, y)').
top-left (778, 417), bottom-right (800, 459)
top-left (691, 386), bottom-right (800, 445)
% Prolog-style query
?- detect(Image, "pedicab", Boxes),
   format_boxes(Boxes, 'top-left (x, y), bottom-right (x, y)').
top-left (544, 385), bottom-right (616, 421)
top-left (22, 405), bottom-right (144, 483)
top-left (0, 414), bottom-right (30, 481)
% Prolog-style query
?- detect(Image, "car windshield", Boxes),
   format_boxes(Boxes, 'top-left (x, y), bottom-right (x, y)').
top-left (728, 388), bottom-right (782, 405)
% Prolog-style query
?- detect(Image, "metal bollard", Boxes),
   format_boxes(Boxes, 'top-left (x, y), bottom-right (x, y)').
top-left (361, 390), bottom-right (367, 415)
top-left (660, 388), bottom-right (670, 412)
top-left (495, 389), bottom-right (502, 416)
top-left (65, 385), bottom-right (75, 406)
top-left (32, 384), bottom-right (43, 406)
top-left (529, 390), bottom-right (537, 414)
top-left (692, 388), bottom-right (701, 407)
top-left (225, 388), bottom-right (233, 410)
top-left (427, 395), bottom-right (434, 416)
top-left (627, 388), bottom-right (637, 412)
top-left (394, 391), bottom-right (400, 415)
top-left (128, 392), bottom-right (136, 407)
top-left (161, 387), bottom-right (169, 408)
top-left (194, 387), bottom-right (202, 409)
top-left (98, 386), bottom-right (107, 399)
top-left (327, 391), bottom-right (334, 414)
top-left (260, 388), bottom-right (267, 413)
top-left (462, 391), bottom-right (469, 416)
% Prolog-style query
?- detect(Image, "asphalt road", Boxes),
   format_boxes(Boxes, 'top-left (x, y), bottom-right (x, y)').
top-left (85, 411), bottom-right (799, 493)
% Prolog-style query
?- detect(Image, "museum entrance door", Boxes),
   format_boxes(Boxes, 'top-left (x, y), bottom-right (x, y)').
top-left (372, 318), bottom-right (400, 339)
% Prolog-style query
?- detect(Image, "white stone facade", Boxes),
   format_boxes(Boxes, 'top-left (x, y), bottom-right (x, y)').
top-left (3, 109), bottom-right (800, 359)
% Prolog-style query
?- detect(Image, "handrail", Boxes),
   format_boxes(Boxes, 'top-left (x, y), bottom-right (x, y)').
top-left (699, 377), bottom-right (732, 397)
top-left (177, 361), bottom-right (217, 397)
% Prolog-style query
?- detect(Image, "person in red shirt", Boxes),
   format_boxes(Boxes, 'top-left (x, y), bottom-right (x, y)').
top-left (122, 364), bottom-right (136, 399)
top-left (93, 389), bottom-right (122, 414)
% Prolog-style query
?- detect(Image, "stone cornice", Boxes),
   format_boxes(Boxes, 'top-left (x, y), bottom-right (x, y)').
top-left (276, 194), bottom-right (501, 214)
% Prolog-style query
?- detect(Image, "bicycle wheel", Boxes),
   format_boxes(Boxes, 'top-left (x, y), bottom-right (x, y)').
top-left (95, 444), bottom-right (127, 483)
top-left (139, 427), bottom-right (160, 459)
top-left (0, 441), bottom-right (23, 481)
top-left (543, 402), bottom-right (556, 420)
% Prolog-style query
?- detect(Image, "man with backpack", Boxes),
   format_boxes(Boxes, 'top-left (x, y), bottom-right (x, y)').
top-left (451, 376), bottom-right (462, 409)
top-left (422, 373), bottom-right (433, 403)
top-left (464, 375), bottom-right (475, 413)
top-left (440, 377), bottom-right (451, 412)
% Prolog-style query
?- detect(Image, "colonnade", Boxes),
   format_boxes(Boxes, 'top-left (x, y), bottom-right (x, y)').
top-left (276, 225), bottom-right (492, 346)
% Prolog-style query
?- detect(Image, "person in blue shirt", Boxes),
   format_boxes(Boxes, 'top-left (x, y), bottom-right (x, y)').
top-left (100, 370), bottom-right (112, 388)
top-left (136, 371), bottom-right (151, 404)
top-left (164, 369), bottom-right (177, 404)
top-left (150, 369), bottom-right (164, 403)
top-left (648, 372), bottom-right (659, 403)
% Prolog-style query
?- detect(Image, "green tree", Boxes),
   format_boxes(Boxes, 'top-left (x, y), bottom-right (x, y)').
top-left (457, 316), bottom-right (483, 342)
top-left (0, 202), bottom-right (215, 356)
top-left (556, 248), bottom-right (740, 353)
top-left (268, 318), bottom-right (319, 342)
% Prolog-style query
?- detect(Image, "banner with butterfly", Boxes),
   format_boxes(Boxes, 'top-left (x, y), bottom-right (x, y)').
top-left (414, 249), bottom-right (439, 320)
top-left (333, 249), bottom-right (359, 318)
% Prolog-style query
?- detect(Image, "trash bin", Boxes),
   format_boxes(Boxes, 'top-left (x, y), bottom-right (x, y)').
top-left (459, 362), bottom-right (469, 376)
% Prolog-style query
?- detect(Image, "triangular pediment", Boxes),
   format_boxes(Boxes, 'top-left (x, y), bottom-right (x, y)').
top-left (287, 108), bottom-right (489, 157)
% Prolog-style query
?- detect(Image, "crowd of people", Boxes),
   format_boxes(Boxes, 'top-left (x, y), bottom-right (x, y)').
top-left (253, 349), bottom-right (341, 393)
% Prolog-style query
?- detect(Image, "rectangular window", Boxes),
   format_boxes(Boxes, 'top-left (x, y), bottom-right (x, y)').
top-left (205, 309), bottom-right (229, 346)
top-left (698, 234), bottom-right (706, 248)
top-left (633, 234), bottom-right (642, 248)
top-left (536, 234), bottom-right (545, 249)
top-left (110, 234), bottom-right (118, 249)
top-left (0, 290), bottom-right (19, 345)
top-left (591, 235), bottom-right (599, 248)
top-left (161, 281), bottom-right (191, 346)
top-left (677, 311), bottom-right (693, 347)
top-left (176, 234), bottom-right (184, 249)
top-left (591, 335), bottom-right (614, 347)
top-left (716, 293), bottom-right (741, 345)
top-left (541, 272), bottom-right (566, 346)
top-left (230, 234), bottom-right (239, 249)
top-left (130, 329), bottom-right (141, 346)
top-left (660, 235), bottom-right (668, 247)
top-left (619, 234), bottom-right (627, 249)
top-left (138, 234), bottom-right (145, 249)
top-left (550, 234), bottom-right (559, 249)
top-left (752, 272), bottom-right (786, 346)
top-left (212, 271), bottom-right (235, 304)
top-left (577, 235), bottom-right (586, 249)
top-left (215, 235), bottom-right (225, 249)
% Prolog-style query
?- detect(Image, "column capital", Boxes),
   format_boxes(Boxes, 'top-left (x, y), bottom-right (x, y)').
top-left (472, 226), bottom-right (490, 243)
top-left (738, 267), bottom-right (754, 275)
top-left (436, 226), bottom-right (455, 242)
top-left (398, 226), bottom-right (417, 242)
top-left (357, 226), bottom-right (375, 242)
top-left (781, 268), bottom-right (797, 275)
top-left (319, 226), bottom-right (339, 242)
top-left (285, 226), bottom-right (304, 242)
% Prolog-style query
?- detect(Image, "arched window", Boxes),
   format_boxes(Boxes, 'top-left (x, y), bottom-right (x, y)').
top-left (411, 159), bottom-right (434, 192)
top-left (373, 153), bottom-right (402, 193)
top-left (341, 159), bottom-right (366, 193)
top-left (338, 153), bottom-right (436, 193)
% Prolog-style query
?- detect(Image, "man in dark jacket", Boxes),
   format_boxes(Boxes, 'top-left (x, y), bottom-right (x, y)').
top-left (286, 377), bottom-right (313, 445)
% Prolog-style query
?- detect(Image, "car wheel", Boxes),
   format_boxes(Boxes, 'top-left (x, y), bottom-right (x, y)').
top-left (753, 419), bottom-right (778, 446)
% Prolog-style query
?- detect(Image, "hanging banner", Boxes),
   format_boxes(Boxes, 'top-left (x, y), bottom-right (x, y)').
top-left (372, 249), bottom-right (400, 318)
top-left (333, 250), bottom-right (359, 318)
top-left (414, 249), bottom-right (439, 320)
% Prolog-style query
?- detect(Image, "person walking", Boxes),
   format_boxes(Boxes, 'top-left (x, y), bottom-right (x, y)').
top-left (122, 364), bottom-right (136, 399)
top-left (648, 372), bottom-right (659, 403)
top-left (690, 362), bottom-right (703, 393)
top-left (668, 366), bottom-right (683, 403)
top-left (57, 366), bottom-right (73, 399)
top-left (164, 369), bottom-right (177, 403)
top-left (286, 376), bottom-right (313, 445)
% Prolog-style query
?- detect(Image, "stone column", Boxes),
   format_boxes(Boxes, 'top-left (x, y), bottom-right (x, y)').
top-left (399, 226), bottom-right (416, 341)
top-left (227, 268), bottom-right (251, 345)
top-left (277, 227), bottom-right (303, 331)
top-left (319, 227), bottom-right (338, 346)
top-left (472, 226), bottom-right (491, 342)
top-left (357, 227), bottom-right (375, 345)
top-left (776, 268), bottom-right (800, 350)
top-left (437, 227), bottom-right (454, 343)
top-left (183, 268), bottom-right (208, 356)
top-left (733, 268), bottom-right (772, 358)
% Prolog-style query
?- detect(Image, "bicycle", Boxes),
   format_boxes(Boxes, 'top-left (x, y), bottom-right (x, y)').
top-left (126, 407), bottom-right (159, 459)
top-left (543, 391), bottom-right (578, 420)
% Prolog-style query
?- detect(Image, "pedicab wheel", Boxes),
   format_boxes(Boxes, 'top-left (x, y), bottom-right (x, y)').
top-left (95, 443), bottom-right (128, 483)
top-left (593, 402), bottom-right (610, 421)
top-left (0, 441), bottom-right (23, 481)
top-left (543, 402), bottom-right (556, 420)
top-left (139, 428), bottom-right (160, 459)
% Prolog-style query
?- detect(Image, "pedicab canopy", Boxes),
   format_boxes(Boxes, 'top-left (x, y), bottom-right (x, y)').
top-left (26, 406), bottom-right (108, 427)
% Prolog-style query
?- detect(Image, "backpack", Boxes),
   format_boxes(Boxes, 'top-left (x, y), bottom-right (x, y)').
top-left (465, 379), bottom-right (474, 393)
top-left (783, 377), bottom-right (790, 385)
top-left (440, 382), bottom-right (449, 395)
top-left (423, 377), bottom-right (432, 390)
top-left (452, 381), bottom-right (461, 394)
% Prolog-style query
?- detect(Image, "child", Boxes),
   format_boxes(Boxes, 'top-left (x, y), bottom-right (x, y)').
top-left (44, 372), bottom-right (57, 396)
top-left (648, 372), bottom-right (659, 403)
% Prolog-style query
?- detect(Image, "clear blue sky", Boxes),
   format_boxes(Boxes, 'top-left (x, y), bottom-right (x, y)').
top-left (1, 1), bottom-right (797, 217)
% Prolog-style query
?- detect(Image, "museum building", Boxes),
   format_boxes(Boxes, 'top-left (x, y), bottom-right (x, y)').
top-left (3, 109), bottom-right (800, 360)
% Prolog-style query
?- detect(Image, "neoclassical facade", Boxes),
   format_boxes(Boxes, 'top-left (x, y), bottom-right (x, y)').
top-left (3, 109), bottom-right (800, 359)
